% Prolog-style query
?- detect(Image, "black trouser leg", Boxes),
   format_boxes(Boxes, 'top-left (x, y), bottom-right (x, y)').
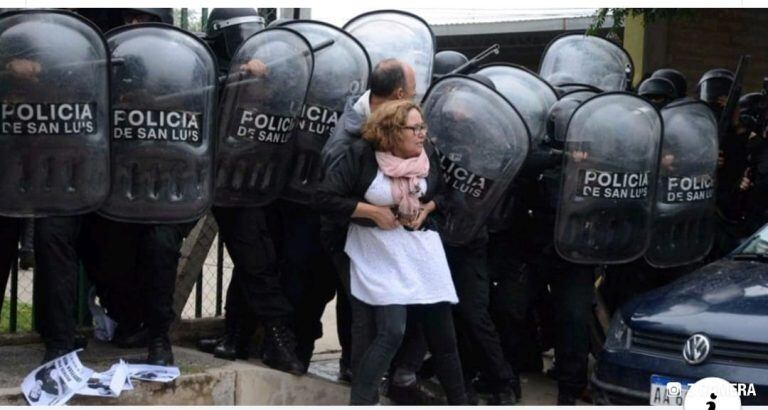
top-left (331, 250), bottom-right (354, 370)
top-left (34, 216), bottom-right (82, 350)
top-left (412, 302), bottom-right (468, 405)
top-left (549, 264), bottom-right (594, 399)
top-left (350, 300), bottom-right (407, 405)
top-left (0, 217), bottom-right (20, 316)
top-left (336, 277), bottom-right (353, 369)
top-left (213, 206), bottom-right (292, 319)
top-left (446, 244), bottom-right (513, 391)
top-left (136, 223), bottom-right (193, 338)
top-left (223, 265), bottom-right (248, 331)
top-left (273, 203), bottom-right (338, 367)
top-left (81, 216), bottom-right (144, 330)
top-left (487, 231), bottom-right (534, 373)
top-left (391, 310), bottom-right (428, 374)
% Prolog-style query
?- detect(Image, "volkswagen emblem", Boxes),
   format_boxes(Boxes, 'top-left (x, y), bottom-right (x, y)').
top-left (682, 334), bottom-right (711, 365)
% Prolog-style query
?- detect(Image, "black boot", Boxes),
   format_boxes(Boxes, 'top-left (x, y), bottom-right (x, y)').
top-left (488, 385), bottom-right (516, 405)
top-left (510, 372), bottom-right (523, 402)
top-left (147, 336), bottom-right (174, 366)
top-left (196, 336), bottom-right (223, 354)
top-left (114, 325), bottom-right (148, 349)
top-left (261, 320), bottom-right (304, 376)
top-left (338, 359), bottom-right (353, 383)
top-left (213, 317), bottom-right (252, 360)
top-left (42, 345), bottom-right (72, 364)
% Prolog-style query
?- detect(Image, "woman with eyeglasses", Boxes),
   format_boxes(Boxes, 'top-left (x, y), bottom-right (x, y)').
top-left (317, 99), bottom-right (467, 405)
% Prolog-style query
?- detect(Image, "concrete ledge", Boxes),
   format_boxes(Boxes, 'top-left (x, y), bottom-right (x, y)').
top-left (0, 344), bottom-right (349, 405)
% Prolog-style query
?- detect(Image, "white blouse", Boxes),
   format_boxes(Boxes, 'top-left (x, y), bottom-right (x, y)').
top-left (344, 170), bottom-right (458, 306)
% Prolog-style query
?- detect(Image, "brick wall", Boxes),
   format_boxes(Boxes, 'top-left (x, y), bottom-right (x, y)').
top-left (658, 9), bottom-right (768, 95)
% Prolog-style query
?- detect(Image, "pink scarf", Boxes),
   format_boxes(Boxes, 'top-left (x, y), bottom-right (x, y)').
top-left (375, 149), bottom-right (430, 219)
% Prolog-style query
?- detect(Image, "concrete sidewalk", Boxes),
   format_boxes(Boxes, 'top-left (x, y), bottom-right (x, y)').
top-left (0, 341), bottom-right (349, 405)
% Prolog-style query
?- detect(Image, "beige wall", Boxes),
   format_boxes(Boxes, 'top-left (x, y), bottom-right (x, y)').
top-left (636, 9), bottom-right (768, 95)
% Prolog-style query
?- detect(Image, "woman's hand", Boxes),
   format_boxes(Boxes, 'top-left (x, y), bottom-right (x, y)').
top-left (353, 202), bottom-right (399, 230)
top-left (403, 201), bottom-right (436, 230)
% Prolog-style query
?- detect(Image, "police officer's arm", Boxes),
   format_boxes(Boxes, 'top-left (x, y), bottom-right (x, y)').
top-left (315, 144), bottom-right (398, 229)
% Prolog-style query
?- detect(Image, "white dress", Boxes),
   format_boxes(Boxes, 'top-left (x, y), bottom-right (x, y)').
top-left (344, 170), bottom-right (459, 306)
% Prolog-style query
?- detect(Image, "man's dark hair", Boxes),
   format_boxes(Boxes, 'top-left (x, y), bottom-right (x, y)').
top-left (370, 59), bottom-right (406, 98)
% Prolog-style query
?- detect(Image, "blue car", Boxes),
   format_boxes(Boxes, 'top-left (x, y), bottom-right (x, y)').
top-left (592, 226), bottom-right (768, 405)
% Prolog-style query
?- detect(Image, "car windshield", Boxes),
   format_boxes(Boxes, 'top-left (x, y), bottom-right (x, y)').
top-left (734, 224), bottom-right (768, 258)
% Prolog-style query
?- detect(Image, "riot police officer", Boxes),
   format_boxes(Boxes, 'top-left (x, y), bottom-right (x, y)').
top-left (638, 77), bottom-right (677, 109)
top-left (733, 92), bottom-right (768, 235)
top-left (651, 68), bottom-right (688, 99)
top-left (0, 9), bottom-right (111, 362)
top-left (202, 8), bottom-right (306, 375)
top-left (697, 69), bottom-right (752, 257)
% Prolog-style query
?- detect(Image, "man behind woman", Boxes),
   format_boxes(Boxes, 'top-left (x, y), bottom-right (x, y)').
top-left (318, 100), bottom-right (468, 405)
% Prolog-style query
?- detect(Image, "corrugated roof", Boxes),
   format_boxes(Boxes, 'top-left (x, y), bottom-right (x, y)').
top-left (415, 8), bottom-right (597, 26)
top-left (310, 7), bottom-right (598, 28)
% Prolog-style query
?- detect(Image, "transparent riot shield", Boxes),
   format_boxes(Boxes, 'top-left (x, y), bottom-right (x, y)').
top-left (422, 75), bottom-right (530, 245)
top-left (555, 92), bottom-right (662, 264)
top-left (277, 20), bottom-right (370, 204)
top-left (101, 24), bottom-right (218, 223)
top-left (646, 99), bottom-right (718, 267)
top-left (476, 63), bottom-right (558, 149)
top-left (540, 34), bottom-right (633, 92)
top-left (214, 27), bottom-right (314, 207)
top-left (344, 10), bottom-right (434, 100)
top-left (0, 10), bottom-right (109, 216)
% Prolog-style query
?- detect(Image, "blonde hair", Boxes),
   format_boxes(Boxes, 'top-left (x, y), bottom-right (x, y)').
top-left (362, 100), bottom-right (423, 152)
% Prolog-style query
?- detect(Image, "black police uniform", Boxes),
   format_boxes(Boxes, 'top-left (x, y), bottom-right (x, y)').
top-left (0, 217), bottom-right (20, 316)
top-left (204, 8), bottom-right (304, 374)
top-left (491, 153), bottom-right (595, 404)
top-left (271, 198), bottom-right (352, 372)
top-left (443, 230), bottom-right (517, 403)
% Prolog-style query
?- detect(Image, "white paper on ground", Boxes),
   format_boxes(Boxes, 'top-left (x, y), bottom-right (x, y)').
top-left (126, 364), bottom-right (180, 383)
top-left (76, 360), bottom-right (131, 397)
top-left (22, 350), bottom-right (93, 406)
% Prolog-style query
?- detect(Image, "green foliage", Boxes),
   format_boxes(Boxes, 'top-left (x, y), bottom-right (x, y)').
top-left (173, 8), bottom-right (203, 32)
top-left (587, 9), bottom-right (697, 36)
top-left (1, 299), bottom-right (33, 333)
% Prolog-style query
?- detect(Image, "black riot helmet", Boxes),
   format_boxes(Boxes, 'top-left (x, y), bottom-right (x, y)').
top-left (433, 50), bottom-right (468, 79)
top-left (545, 92), bottom-right (595, 148)
top-left (75, 8), bottom-right (172, 31)
top-left (206, 8), bottom-right (265, 60)
top-left (127, 9), bottom-right (173, 24)
top-left (638, 77), bottom-right (677, 108)
top-left (468, 73), bottom-right (496, 91)
top-left (697, 68), bottom-right (734, 115)
top-left (738, 92), bottom-right (766, 134)
top-left (651, 68), bottom-right (687, 99)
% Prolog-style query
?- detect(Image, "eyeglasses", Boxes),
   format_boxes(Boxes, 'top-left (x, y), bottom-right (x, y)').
top-left (402, 124), bottom-right (428, 135)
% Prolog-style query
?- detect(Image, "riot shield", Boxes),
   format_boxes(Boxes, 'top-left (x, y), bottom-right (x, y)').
top-left (101, 24), bottom-right (218, 223)
top-left (214, 27), bottom-right (313, 207)
top-left (646, 99), bottom-right (718, 267)
top-left (475, 64), bottom-right (557, 232)
top-left (476, 64), bottom-right (558, 150)
top-left (555, 92), bottom-right (662, 264)
top-left (422, 75), bottom-right (530, 245)
top-left (277, 20), bottom-right (370, 204)
top-left (344, 10), bottom-right (434, 100)
top-left (539, 34), bottom-right (633, 92)
top-left (0, 10), bottom-right (109, 217)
